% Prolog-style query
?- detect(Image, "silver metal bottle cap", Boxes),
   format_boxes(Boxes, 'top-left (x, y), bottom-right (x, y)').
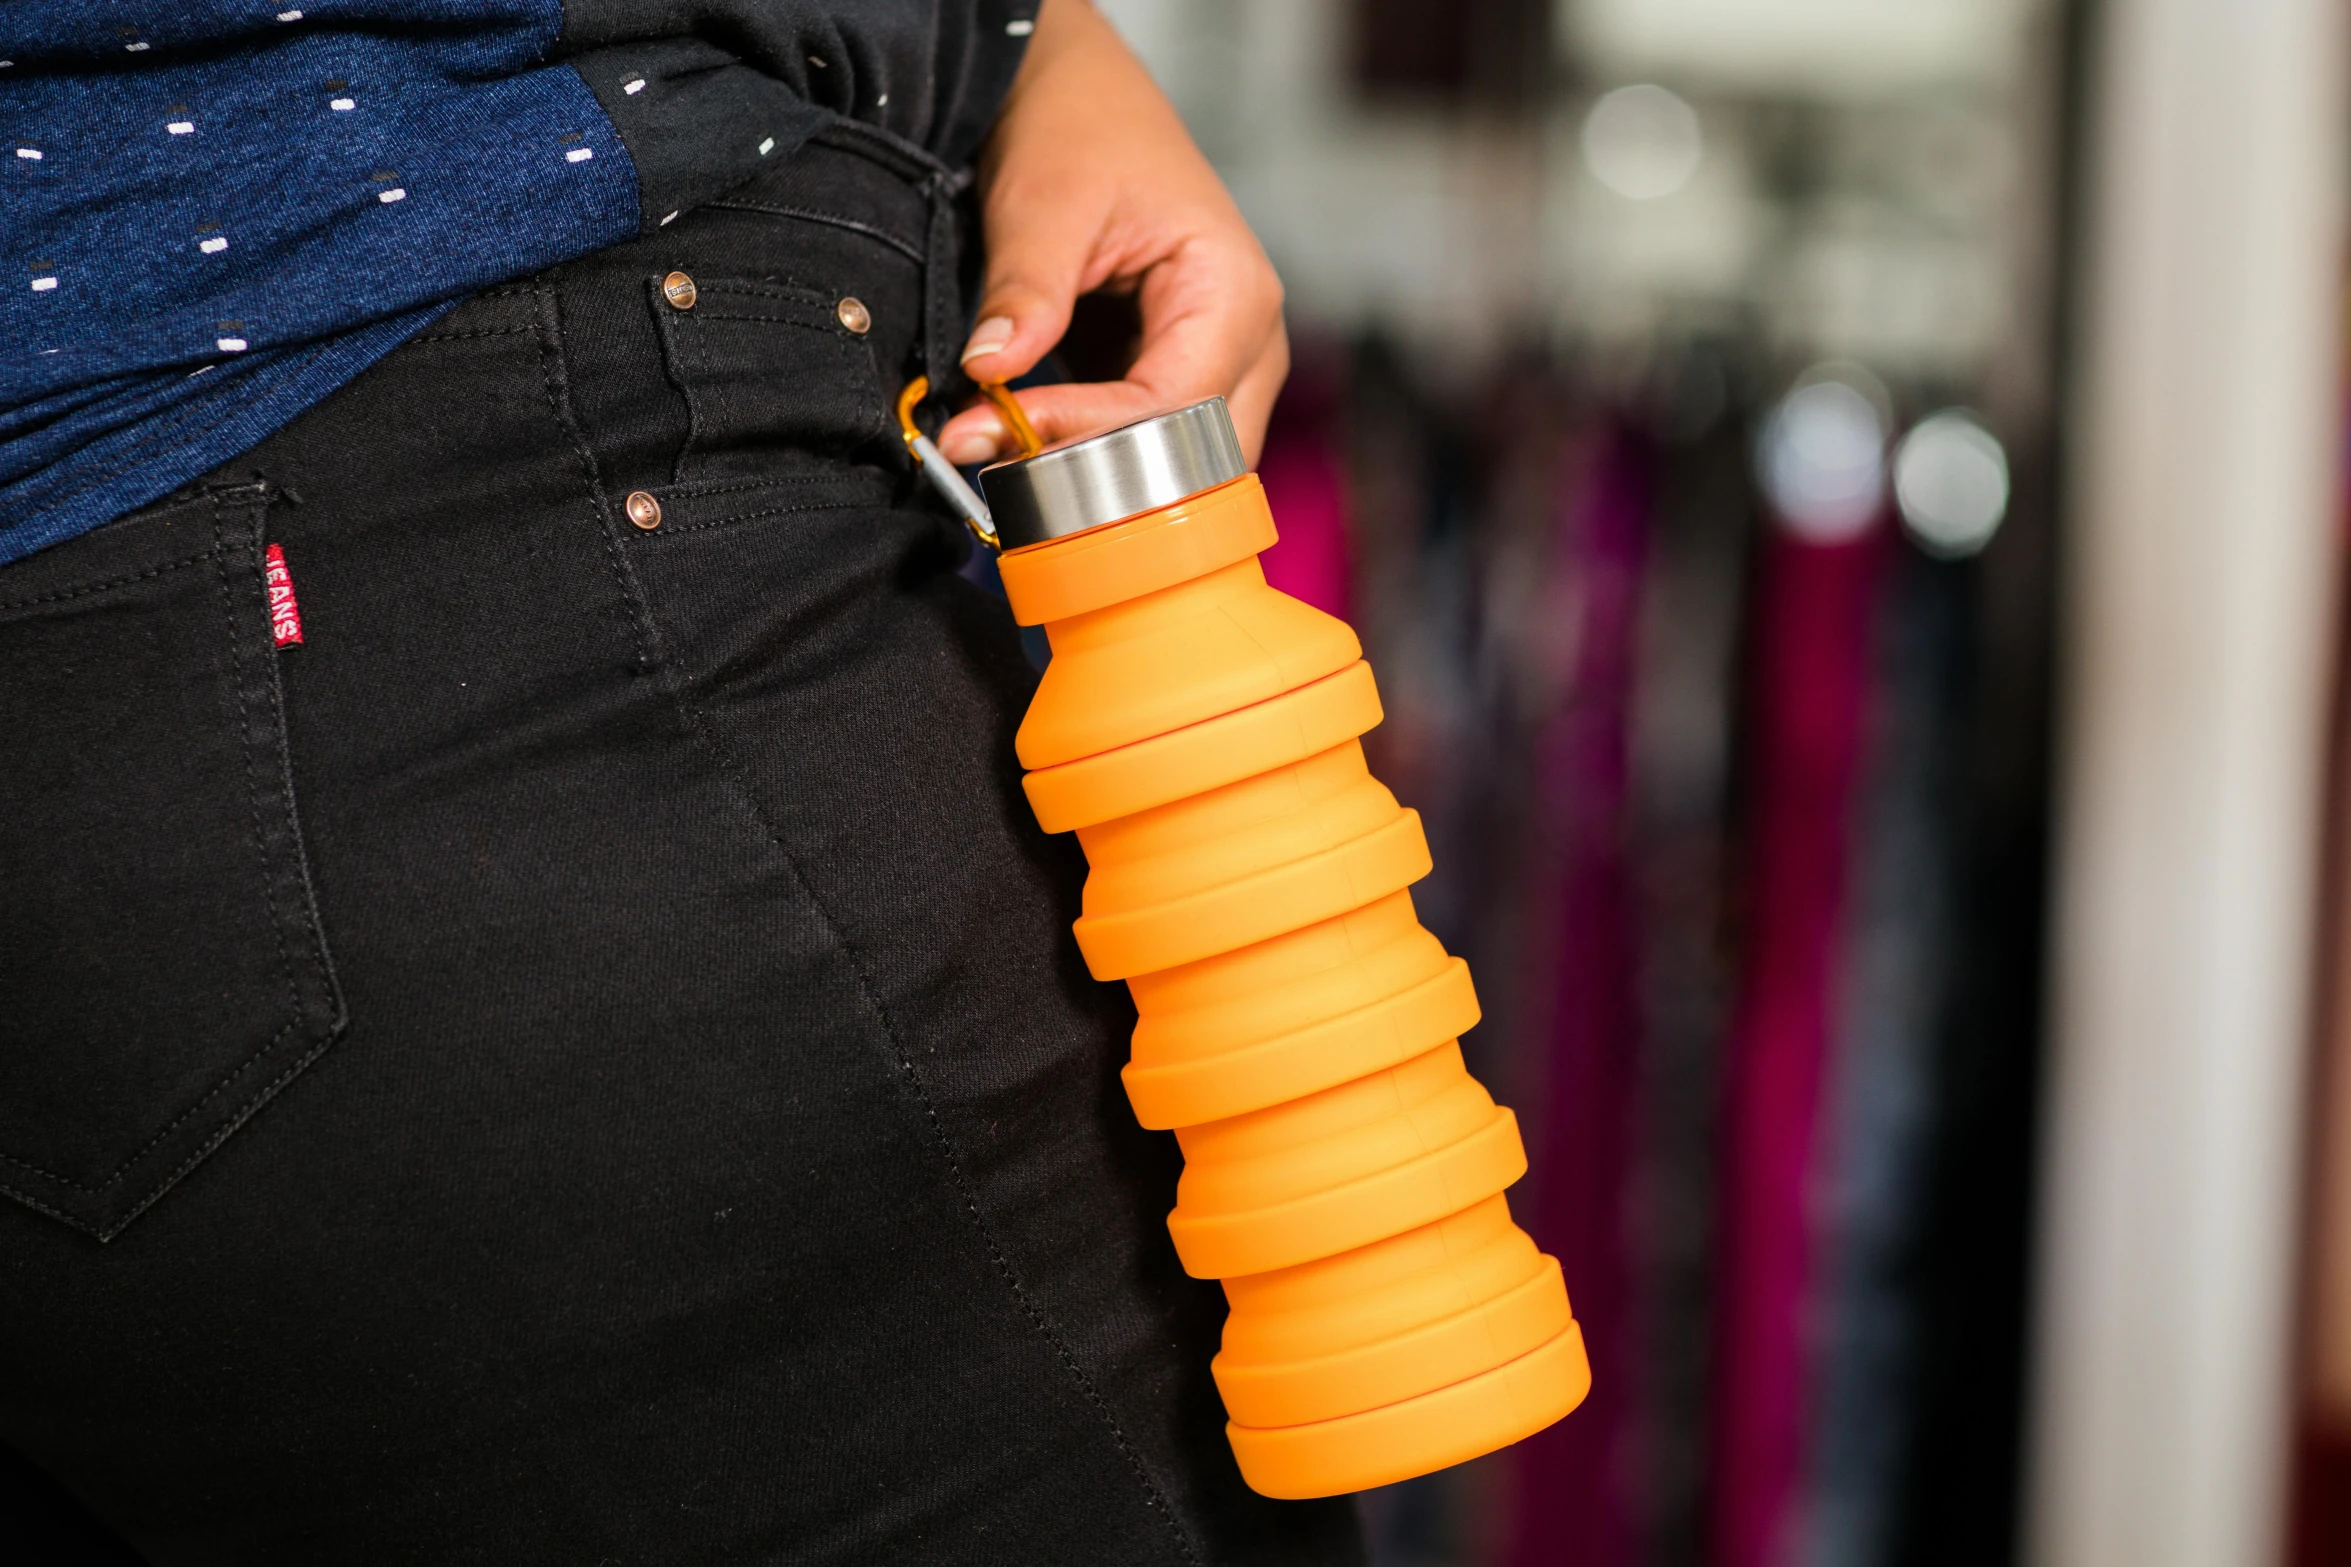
top-left (978, 397), bottom-right (1248, 550)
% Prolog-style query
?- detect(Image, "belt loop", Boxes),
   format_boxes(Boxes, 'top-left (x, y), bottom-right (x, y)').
top-left (808, 116), bottom-right (974, 432)
top-left (920, 168), bottom-right (975, 420)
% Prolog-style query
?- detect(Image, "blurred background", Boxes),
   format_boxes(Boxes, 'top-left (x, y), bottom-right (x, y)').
top-left (1088, 2), bottom-right (2351, 1565)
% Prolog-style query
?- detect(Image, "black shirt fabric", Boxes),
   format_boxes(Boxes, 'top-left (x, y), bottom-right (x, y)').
top-left (564, 0), bottom-right (1037, 226)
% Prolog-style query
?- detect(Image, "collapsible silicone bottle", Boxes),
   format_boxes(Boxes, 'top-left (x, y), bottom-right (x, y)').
top-left (978, 398), bottom-right (1590, 1499)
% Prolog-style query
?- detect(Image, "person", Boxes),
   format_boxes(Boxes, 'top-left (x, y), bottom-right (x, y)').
top-left (0, 2), bottom-right (1346, 1560)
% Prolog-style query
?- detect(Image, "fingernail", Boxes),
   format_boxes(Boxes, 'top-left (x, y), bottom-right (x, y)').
top-left (961, 316), bottom-right (1015, 363)
top-left (940, 415), bottom-right (1003, 466)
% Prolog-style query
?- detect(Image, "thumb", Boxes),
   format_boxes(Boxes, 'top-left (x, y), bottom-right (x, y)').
top-left (960, 178), bottom-right (1099, 385)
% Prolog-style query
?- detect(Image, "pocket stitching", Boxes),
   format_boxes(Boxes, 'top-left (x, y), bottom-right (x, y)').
top-left (0, 1013), bottom-right (307, 1193)
top-left (651, 274), bottom-right (892, 483)
top-left (661, 474), bottom-right (870, 500)
top-left (109, 1030), bottom-right (339, 1237)
top-left (692, 279), bottom-right (841, 305)
top-left (408, 326), bottom-right (539, 344)
top-left (0, 494), bottom-right (317, 1203)
top-left (0, 549), bottom-right (214, 615)
top-left (0, 1023), bottom-right (338, 1240)
top-left (630, 494), bottom-right (887, 538)
top-left (687, 310), bottom-right (845, 331)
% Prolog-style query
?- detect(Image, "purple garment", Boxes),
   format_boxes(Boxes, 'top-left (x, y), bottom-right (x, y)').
top-left (1509, 423), bottom-right (1652, 1567)
top-left (1709, 522), bottom-right (1885, 1567)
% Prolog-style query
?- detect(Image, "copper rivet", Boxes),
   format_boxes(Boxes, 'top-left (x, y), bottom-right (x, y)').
top-left (661, 270), bottom-right (697, 310)
top-left (836, 295), bottom-right (871, 335)
top-left (625, 490), bottom-right (662, 530)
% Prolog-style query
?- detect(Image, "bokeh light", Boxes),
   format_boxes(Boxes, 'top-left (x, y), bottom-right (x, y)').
top-left (1758, 367), bottom-right (1890, 542)
top-left (1581, 84), bottom-right (1703, 201)
top-left (1892, 409), bottom-right (2010, 557)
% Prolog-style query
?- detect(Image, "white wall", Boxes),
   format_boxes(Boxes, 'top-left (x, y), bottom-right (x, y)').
top-left (2033, 1), bottom-right (2346, 1563)
top-left (1098, 0), bottom-right (2043, 383)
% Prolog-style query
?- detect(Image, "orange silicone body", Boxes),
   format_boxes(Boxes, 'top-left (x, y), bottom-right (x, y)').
top-left (999, 474), bottom-right (1590, 1499)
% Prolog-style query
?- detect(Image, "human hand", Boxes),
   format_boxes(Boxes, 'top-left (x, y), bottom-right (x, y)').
top-left (935, 0), bottom-right (1288, 468)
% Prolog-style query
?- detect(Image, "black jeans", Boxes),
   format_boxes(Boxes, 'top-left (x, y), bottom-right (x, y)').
top-left (0, 126), bottom-right (1364, 1567)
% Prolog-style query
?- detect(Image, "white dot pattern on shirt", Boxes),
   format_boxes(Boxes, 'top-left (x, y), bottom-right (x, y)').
top-left (1007, 18), bottom-right (1034, 35)
top-left (15, 20), bottom-right (861, 401)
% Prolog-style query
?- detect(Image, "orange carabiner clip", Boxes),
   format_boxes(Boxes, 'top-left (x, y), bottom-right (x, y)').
top-left (894, 377), bottom-right (1046, 548)
top-left (978, 380), bottom-right (1044, 460)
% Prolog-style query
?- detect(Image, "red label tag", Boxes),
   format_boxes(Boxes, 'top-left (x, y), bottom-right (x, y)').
top-left (264, 543), bottom-right (304, 647)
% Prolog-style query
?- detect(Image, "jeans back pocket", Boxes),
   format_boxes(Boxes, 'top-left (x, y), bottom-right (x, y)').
top-left (0, 487), bottom-right (342, 1239)
top-left (651, 274), bottom-right (896, 482)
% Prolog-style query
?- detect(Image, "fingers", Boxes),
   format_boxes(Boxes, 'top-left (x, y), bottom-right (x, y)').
top-left (949, 380), bottom-right (1162, 455)
top-left (1002, 311), bottom-right (1284, 464)
top-left (935, 328), bottom-right (1285, 468)
top-left (1114, 231), bottom-right (1284, 442)
top-left (936, 408), bottom-right (1009, 467)
top-left (939, 232), bottom-right (1283, 466)
top-left (1224, 323), bottom-right (1292, 466)
top-left (939, 0), bottom-right (1288, 471)
top-left (957, 170), bottom-right (1104, 388)
top-left (934, 379), bottom-right (1155, 465)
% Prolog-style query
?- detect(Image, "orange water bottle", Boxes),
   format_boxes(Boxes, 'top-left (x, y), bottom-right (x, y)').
top-left (965, 396), bottom-right (1589, 1499)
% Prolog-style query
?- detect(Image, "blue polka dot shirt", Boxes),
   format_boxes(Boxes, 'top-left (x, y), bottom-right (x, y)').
top-left (0, 0), bottom-right (1036, 566)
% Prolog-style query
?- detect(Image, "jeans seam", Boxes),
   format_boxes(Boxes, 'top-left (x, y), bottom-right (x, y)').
top-left (531, 280), bottom-right (659, 673)
top-left (215, 491), bottom-right (307, 1050)
top-left (699, 199), bottom-right (926, 263)
top-left (652, 666), bottom-right (1202, 1567)
top-left (531, 277), bottom-right (1203, 1567)
top-left (252, 483), bottom-right (349, 1095)
top-left (409, 327), bottom-right (539, 344)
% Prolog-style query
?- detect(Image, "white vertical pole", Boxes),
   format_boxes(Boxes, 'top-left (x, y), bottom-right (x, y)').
top-left (2032, 1), bottom-right (2345, 1564)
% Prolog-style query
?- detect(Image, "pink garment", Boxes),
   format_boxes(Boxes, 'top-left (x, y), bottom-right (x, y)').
top-left (1510, 424), bottom-right (1652, 1567)
top-left (1255, 437), bottom-right (1354, 624)
top-left (1254, 378), bottom-right (1355, 625)
top-left (1708, 523), bottom-right (1885, 1567)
